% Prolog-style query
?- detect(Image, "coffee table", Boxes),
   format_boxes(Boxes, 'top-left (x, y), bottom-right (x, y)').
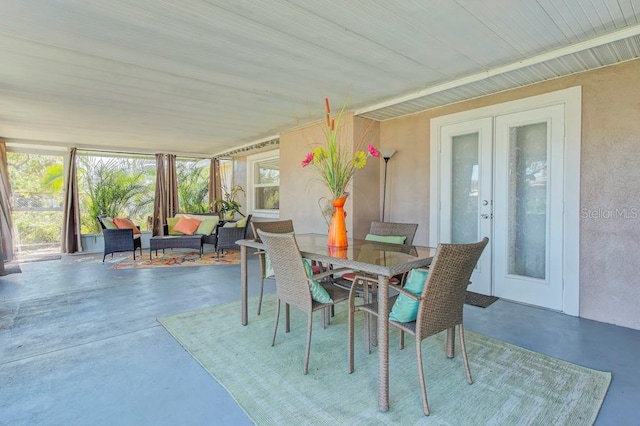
top-left (149, 235), bottom-right (203, 259)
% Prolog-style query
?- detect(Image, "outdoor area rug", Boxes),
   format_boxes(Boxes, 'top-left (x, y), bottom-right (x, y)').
top-left (465, 291), bottom-right (499, 308)
top-left (158, 294), bottom-right (611, 425)
top-left (109, 250), bottom-right (241, 270)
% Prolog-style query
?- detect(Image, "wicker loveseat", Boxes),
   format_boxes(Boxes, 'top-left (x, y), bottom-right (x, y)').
top-left (164, 213), bottom-right (252, 257)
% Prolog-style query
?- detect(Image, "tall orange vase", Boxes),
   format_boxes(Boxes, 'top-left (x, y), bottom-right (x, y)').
top-left (328, 195), bottom-right (348, 248)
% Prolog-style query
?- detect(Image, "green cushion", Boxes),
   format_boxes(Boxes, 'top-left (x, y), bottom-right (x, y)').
top-left (303, 259), bottom-right (333, 303)
top-left (101, 217), bottom-right (118, 230)
top-left (235, 216), bottom-right (248, 228)
top-left (166, 217), bottom-right (184, 235)
top-left (264, 253), bottom-right (274, 278)
top-left (195, 217), bottom-right (219, 235)
top-left (389, 268), bottom-right (429, 323)
top-left (365, 234), bottom-right (406, 244)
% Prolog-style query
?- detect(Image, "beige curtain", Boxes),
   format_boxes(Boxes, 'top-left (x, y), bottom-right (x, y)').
top-left (152, 154), bottom-right (166, 236)
top-left (166, 154), bottom-right (179, 217)
top-left (61, 148), bottom-right (83, 253)
top-left (209, 158), bottom-right (222, 212)
top-left (0, 141), bottom-right (15, 261)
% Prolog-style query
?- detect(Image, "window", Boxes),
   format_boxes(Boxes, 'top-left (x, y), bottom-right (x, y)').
top-left (247, 150), bottom-right (279, 218)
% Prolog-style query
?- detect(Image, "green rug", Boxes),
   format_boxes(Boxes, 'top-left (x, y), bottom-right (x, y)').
top-left (158, 295), bottom-right (611, 425)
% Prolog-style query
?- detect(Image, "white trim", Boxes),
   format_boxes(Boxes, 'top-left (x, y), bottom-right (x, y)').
top-left (246, 149), bottom-right (280, 219)
top-left (430, 86), bottom-right (581, 316)
top-left (357, 24), bottom-right (639, 116)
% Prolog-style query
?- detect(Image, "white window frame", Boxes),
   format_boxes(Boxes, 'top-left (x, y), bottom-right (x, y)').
top-left (247, 149), bottom-right (280, 218)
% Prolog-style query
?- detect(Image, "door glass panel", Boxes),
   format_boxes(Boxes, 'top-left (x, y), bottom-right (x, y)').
top-left (451, 133), bottom-right (479, 243)
top-left (508, 123), bottom-right (547, 279)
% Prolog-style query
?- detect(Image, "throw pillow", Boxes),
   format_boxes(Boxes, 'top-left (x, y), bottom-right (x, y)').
top-left (173, 216), bottom-right (202, 235)
top-left (235, 216), bottom-right (248, 228)
top-left (303, 258), bottom-right (333, 303)
top-left (113, 217), bottom-right (141, 234)
top-left (365, 233), bottom-right (406, 244)
top-left (167, 217), bottom-right (184, 235)
top-left (223, 221), bottom-right (236, 228)
top-left (195, 217), bottom-right (219, 235)
top-left (389, 268), bottom-right (429, 323)
top-left (101, 217), bottom-right (118, 230)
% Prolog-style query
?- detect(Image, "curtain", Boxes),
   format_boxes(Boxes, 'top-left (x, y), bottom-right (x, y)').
top-left (153, 154), bottom-right (166, 236)
top-left (0, 140), bottom-right (15, 261)
top-left (61, 148), bottom-right (83, 253)
top-left (209, 158), bottom-right (222, 212)
top-left (166, 154), bottom-right (179, 217)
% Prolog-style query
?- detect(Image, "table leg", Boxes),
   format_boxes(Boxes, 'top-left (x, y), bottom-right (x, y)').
top-left (241, 245), bottom-right (248, 326)
top-left (377, 275), bottom-right (390, 412)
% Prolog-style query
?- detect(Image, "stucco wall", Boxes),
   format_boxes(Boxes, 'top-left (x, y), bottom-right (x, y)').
top-left (378, 58), bottom-right (640, 330)
top-left (279, 113), bottom-right (380, 238)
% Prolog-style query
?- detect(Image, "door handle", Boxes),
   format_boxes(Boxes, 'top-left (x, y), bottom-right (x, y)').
top-left (480, 213), bottom-right (493, 219)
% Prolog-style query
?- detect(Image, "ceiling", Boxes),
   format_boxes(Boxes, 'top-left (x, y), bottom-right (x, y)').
top-left (1, 1), bottom-right (639, 157)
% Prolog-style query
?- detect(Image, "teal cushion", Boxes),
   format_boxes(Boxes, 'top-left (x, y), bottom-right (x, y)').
top-left (303, 259), bottom-right (333, 303)
top-left (389, 268), bottom-right (429, 322)
top-left (264, 253), bottom-right (275, 278)
top-left (195, 218), bottom-right (219, 235)
top-left (365, 234), bottom-right (406, 244)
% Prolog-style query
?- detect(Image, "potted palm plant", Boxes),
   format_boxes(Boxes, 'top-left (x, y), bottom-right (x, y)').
top-left (213, 184), bottom-right (246, 220)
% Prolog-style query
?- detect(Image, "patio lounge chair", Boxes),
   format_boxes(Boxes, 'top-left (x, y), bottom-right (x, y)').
top-left (97, 215), bottom-right (142, 262)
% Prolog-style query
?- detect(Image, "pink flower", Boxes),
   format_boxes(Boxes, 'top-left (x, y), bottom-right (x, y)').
top-left (367, 144), bottom-right (380, 158)
top-left (301, 152), bottom-right (314, 167)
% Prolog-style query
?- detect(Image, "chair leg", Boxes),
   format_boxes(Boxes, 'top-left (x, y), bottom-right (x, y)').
top-left (416, 339), bottom-right (430, 416)
top-left (446, 326), bottom-right (455, 358)
top-left (459, 324), bottom-right (473, 384)
top-left (271, 299), bottom-right (281, 346)
top-left (257, 277), bottom-right (265, 315)
top-left (303, 311), bottom-right (313, 375)
top-left (399, 330), bottom-right (405, 349)
top-left (348, 295), bottom-right (355, 374)
top-left (285, 303), bottom-right (290, 333)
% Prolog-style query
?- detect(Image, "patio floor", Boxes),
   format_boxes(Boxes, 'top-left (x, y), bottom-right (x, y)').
top-left (1, 249), bottom-right (637, 425)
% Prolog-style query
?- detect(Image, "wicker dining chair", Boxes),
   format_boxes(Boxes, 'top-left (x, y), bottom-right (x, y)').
top-left (335, 221), bottom-right (418, 348)
top-left (348, 237), bottom-right (489, 415)
top-left (257, 230), bottom-right (350, 375)
top-left (250, 220), bottom-right (295, 315)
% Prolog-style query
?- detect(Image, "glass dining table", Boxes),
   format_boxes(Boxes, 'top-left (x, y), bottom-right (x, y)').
top-left (236, 233), bottom-right (436, 412)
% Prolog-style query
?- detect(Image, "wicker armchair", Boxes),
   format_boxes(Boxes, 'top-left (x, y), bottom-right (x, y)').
top-left (348, 237), bottom-right (489, 415)
top-left (214, 214), bottom-right (252, 257)
top-left (334, 221), bottom-right (418, 348)
top-left (97, 215), bottom-right (142, 262)
top-left (257, 230), bottom-right (350, 375)
top-left (250, 219), bottom-right (295, 315)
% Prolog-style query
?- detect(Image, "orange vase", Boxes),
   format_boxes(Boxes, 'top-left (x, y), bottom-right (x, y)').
top-left (327, 195), bottom-right (348, 248)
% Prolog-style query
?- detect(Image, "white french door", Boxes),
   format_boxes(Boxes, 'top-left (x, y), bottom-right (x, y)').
top-left (493, 105), bottom-right (565, 310)
top-left (431, 87), bottom-right (581, 314)
top-left (438, 118), bottom-right (493, 295)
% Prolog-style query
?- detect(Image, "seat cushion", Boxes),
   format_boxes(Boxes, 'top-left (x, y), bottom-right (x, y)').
top-left (389, 268), bottom-right (429, 322)
top-left (303, 259), bottom-right (333, 303)
top-left (365, 233), bottom-right (406, 244)
top-left (113, 217), bottom-right (141, 234)
top-left (173, 216), bottom-right (202, 235)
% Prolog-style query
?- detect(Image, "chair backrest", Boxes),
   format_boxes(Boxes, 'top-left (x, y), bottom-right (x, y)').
top-left (257, 230), bottom-right (312, 313)
top-left (251, 220), bottom-right (294, 241)
top-left (97, 215), bottom-right (108, 230)
top-left (369, 221), bottom-right (418, 245)
top-left (417, 237), bottom-right (489, 339)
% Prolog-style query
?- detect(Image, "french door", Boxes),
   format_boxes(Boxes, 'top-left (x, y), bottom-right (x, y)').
top-left (433, 99), bottom-right (574, 312)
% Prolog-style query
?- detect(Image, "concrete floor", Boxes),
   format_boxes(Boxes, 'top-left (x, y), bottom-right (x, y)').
top-left (1, 249), bottom-right (638, 425)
